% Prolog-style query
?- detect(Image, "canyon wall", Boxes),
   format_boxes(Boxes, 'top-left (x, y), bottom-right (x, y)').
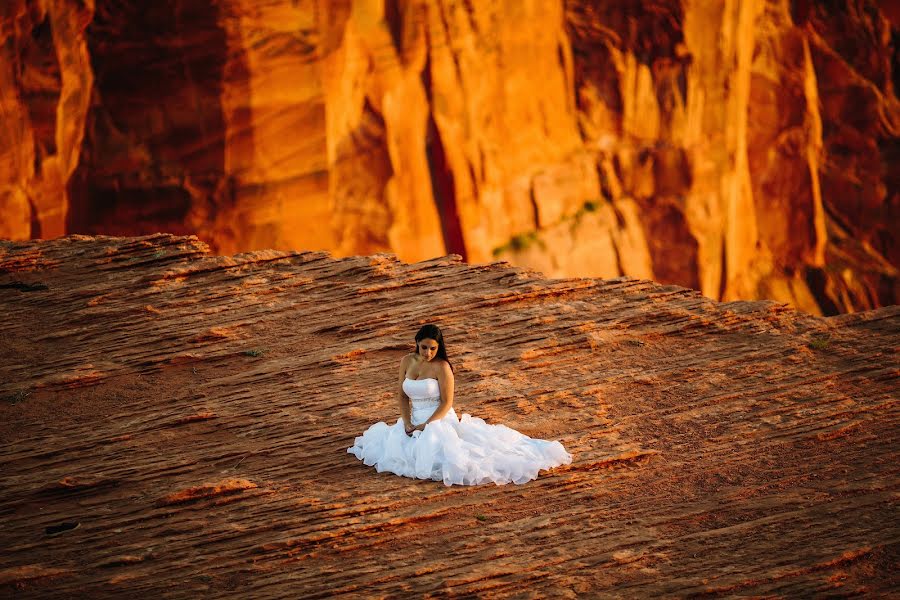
top-left (0, 0), bottom-right (897, 314)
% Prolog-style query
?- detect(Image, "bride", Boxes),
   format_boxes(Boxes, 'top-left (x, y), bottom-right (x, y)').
top-left (347, 324), bottom-right (573, 486)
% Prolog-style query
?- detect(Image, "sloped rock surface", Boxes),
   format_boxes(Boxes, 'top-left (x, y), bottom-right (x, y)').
top-left (1, 1), bottom-right (897, 315)
top-left (0, 233), bottom-right (897, 597)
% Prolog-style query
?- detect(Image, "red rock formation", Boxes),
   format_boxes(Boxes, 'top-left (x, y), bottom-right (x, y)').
top-left (0, 233), bottom-right (897, 596)
top-left (0, 0), bottom-right (93, 239)
top-left (565, 0), bottom-right (898, 314)
top-left (0, 1), bottom-right (897, 315)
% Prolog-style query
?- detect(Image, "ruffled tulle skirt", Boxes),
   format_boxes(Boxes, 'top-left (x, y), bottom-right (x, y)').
top-left (347, 408), bottom-right (573, 486)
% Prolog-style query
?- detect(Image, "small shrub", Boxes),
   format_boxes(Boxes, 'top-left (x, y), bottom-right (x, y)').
top-left (509, 231), bottom-right (540, 252)
top-left (807, 337), bottom-right (831, 351)
top-left (1, 389), bottom-right (31, 404)
top-left (243, 349), bottom-right (266, 357)
top-left (492, 230), bottom-right (543, 257)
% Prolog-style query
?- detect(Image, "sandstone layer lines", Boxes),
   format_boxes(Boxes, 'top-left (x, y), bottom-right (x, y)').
top-left (0, 233), bottom-right (897, 597)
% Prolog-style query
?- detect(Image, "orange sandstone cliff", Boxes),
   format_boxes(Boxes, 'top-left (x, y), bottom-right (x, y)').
top-left (0, 233), bottom-right (897, 597)
top-left (0, 1), bottom-right (898, 315)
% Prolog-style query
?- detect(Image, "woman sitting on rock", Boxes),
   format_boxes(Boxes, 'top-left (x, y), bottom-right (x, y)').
top-left (347, 324), bottom-right (573, 486)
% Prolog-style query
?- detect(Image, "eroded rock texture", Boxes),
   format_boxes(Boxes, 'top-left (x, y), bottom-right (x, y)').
top-left (0, 1), bottom-right (897, 315)
top-left (0, 233), bottom-right (898, 597)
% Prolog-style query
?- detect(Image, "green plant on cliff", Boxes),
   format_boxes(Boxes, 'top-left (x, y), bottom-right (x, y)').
top-left (243, 348), bottom-right (266, 357)
top-left (807, 337), bottom-right (831, 351)
top-left (570, 199), bottom-right (600, 232)
top-left (492, 230), bottom-right (544, 258)
top-left (492, 200), bottom-right (601, 257)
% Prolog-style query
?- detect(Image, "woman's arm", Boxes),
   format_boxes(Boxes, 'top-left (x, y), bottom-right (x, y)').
top-left (398, 355), bottom-right (413, 431)
top-left (423, 362), bottom-right (454, 425)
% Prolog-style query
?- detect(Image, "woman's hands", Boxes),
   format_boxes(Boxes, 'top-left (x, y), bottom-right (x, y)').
top-left (405, 422), bottom-right (426, 435)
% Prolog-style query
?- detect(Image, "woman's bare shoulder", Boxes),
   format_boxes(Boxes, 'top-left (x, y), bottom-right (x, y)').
top-left (400, 353), bottom-right (417, 366)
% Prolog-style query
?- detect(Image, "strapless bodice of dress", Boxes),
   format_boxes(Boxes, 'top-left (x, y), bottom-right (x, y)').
top-left (402, 378), bottom-right (454, 426)
top-left (402, 377), bottom-right (441, 399)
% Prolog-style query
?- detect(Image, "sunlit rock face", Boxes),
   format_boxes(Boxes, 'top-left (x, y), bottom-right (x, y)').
top-left (0, 0), bottom-right (93, 241)
top-left (0, 0), bottom-right (897, 314)
top-left (561, 0), bottom-right (898, 315)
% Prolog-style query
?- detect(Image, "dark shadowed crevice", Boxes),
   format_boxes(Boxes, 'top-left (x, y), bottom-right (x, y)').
top-left (67, 0), bottom-right (228, 237)
top-left (610, 236), bottom-right (625, 277)
top-left (29, 198), bottom-right (41, 239)
top-left (425, 114), bottom-right (467, 260)
top-left (791, 0), bottom-right (813, 25)
top-left (22, 13), bottom-right (61, 175)
top-left (876, 135), bottom-right (899, 267)
top-left (718, 237), bottom-right (728, 301)
top-left (893, 29), bottom-right (900, 98)
top-left (528, 185), bottom-right (541, 229)
top-left (384, 0), bottom-right (402, 53)
top-left (635, 195), bottom-right (700, 291)
top-left (421, 27), bottom-right (466, 260)
top-left (805, 266), bottom-right (840, 316)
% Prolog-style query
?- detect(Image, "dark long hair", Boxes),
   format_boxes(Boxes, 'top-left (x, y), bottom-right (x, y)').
top-left (415, 324), bottom-right (454, 372)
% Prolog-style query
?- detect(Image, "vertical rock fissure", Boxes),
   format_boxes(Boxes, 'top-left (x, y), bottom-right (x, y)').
top-left (26, 15), bottom-right (61, 173)
top-left (718, 238), bottom-right (728, 301)
top-left (804, 266), bottom-right (841, 316)
top-left (611, 235), bottom-right (625, 277)
top-left (421, 13), bottom-right (466, 260)
top-left (425, 113), bottom-right (466, 260)
top-left (528, 184), bottom-right (541, 229)
top-left (29, 194), bottom-right (41, 238)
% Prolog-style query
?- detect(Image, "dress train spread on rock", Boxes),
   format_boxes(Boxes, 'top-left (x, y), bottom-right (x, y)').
top-left (347, 378), bottom-right (573, 486)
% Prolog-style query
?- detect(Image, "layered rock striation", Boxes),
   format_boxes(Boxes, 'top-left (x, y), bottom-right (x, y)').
top-left (0, 233), bottom-right (898, 597)
top-left (1, 1), bottom-right (898, 314)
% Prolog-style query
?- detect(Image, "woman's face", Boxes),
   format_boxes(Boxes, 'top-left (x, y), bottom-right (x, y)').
top-left (417, 338), bottom-right (439, 361)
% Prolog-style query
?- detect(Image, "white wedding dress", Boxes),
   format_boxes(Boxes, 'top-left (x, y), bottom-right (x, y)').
top-left (347, 378), bottom-right (573, 486)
